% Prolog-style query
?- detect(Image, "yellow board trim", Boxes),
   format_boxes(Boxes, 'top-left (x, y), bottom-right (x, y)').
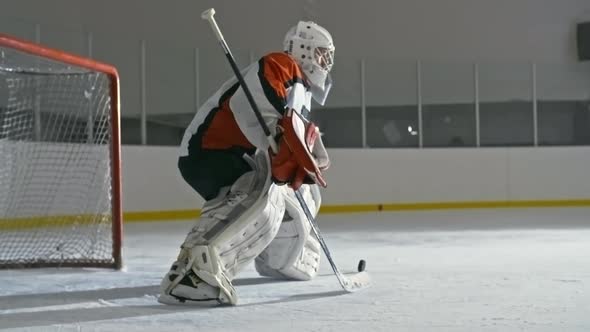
top-left (124, 209), bottom-right (201, 222)
top-left (1, 199), bottom-right (589, 230)
top-left (0, 214), bottom-right (111, 231)
top-left (121, 199), bottom-right (590, 221)
top-left (319, 199), bottom-right (590, 214)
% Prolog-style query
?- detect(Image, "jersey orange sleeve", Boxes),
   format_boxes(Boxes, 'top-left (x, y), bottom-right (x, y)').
top-left (258, 52), bottom-right (306, 114)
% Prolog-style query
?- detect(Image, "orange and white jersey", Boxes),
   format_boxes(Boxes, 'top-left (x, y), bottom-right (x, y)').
top-left (179, 52), bottom-right (313, 157)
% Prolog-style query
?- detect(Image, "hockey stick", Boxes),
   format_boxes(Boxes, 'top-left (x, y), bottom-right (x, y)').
top-left (201, 8), bottom-right (370, 292)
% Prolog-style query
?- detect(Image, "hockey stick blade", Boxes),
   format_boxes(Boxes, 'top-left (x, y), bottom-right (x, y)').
top-left (294, 190), bottom-right (371, 292)
top-left (340, 271), bottom-right (371, 292)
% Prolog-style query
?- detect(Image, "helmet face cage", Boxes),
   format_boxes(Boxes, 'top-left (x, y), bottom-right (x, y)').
top-left (314, 46), bottom-right (334, 72)
top-left (284, 21), bottom-right (334, 85)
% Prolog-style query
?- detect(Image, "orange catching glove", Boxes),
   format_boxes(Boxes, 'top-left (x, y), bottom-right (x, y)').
top-left (270, 109), bottom-right (330, 190)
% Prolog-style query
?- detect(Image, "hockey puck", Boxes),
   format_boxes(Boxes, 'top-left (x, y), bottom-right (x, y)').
top-left (357, 259), bottom-right (366, 272)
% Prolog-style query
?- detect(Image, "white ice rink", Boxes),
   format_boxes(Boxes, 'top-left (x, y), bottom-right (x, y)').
top-left (1, 207), bottom-right (589, 331)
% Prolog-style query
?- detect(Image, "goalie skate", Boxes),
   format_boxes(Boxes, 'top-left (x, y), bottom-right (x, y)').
top-left (158, 259), bottom-right (235, 305)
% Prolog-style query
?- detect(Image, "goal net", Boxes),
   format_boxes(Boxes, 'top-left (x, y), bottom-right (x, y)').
top-left (0, 33), bottom-right (122, 269)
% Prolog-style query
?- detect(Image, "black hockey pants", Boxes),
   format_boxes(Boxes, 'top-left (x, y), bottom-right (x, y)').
top-left (178, 148), bottom-right (254, 201)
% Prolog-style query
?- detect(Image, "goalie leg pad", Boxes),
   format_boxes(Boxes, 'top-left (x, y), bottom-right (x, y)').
top-left (255, 184), bottom-right (322, 281)
top-left (159, 151), bottom-right (285, 305)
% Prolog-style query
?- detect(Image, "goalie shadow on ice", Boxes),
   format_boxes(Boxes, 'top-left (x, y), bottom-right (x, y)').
top-left (158, 8), bottom-right (369, 305)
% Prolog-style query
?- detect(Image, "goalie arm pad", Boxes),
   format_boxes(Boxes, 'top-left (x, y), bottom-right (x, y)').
top-left (270, 109), bottom-right (330, 190)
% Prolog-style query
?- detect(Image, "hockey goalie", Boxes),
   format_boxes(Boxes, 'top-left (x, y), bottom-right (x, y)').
top-left (158, 21), bottom-right (335, 305)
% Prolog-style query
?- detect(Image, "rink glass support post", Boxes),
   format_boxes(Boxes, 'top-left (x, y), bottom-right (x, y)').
top-left (360, 58), bottom-right (367, 148)
top-left (416, 60), bottom-right (423, 148)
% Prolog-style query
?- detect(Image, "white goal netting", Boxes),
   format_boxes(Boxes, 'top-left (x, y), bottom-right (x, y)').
top-left (0, 36), bottom-right (121, 268)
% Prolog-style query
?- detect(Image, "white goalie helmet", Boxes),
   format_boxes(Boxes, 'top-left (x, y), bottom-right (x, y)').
top-left (283, 21), bottom-right (335, 105)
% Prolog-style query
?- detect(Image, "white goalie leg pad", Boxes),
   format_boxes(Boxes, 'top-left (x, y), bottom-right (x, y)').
top-left (159, 151), bottom-right (285, 305)
top-left (255, 184), bottom-right (322, 281)
top-left (212, 182), bottom-right (284, 280)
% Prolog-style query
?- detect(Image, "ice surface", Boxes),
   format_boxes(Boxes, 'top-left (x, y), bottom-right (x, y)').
top-left (1, 208), bottom-right (589, 331)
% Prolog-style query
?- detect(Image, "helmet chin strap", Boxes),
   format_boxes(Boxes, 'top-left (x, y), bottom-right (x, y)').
top-left (309, 73), bottom-right (332, 106)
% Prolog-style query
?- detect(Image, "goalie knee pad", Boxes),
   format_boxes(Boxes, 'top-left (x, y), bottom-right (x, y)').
top-left (159, 151), bottom-right (285, 305)
top-left (255, 184), bottom-right (322, 281)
